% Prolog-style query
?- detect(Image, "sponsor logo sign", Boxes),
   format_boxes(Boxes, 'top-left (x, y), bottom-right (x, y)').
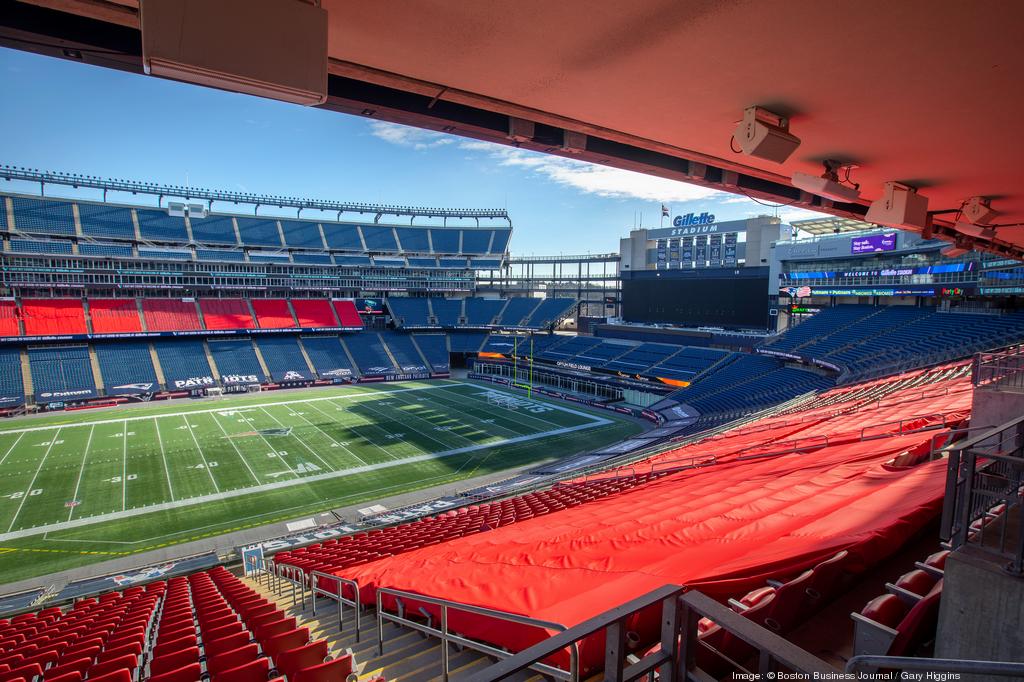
top-left (221, 374), bottom-right (260, 385)
top-left (173, 375), bottom-right (215, 389)
top-left (39, 389), bottom-right (96, 400)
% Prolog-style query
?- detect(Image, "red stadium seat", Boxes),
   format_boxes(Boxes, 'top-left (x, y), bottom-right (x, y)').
top-left (199, 299), bottom-right (255, 330)
top-left (44, 672), bottom-right (84, 682)
top-left (251, 617), bottom-right (296, 642)
top-left (149, 662), bottom-right (202, 682)
top-left (859, 594), bottom-right (908, 628)
top-left (0, 662), bottom-right (42, 682)
top-left (251, 299), bottom-right (296, 329)
top-left (290, 300), bottom-right (337, 328)
top-left (291, 656), bottom-right (354, 682)
top-left (0, 300), bottom-right (20, 337)
top-left (260, 628), bottom-right (309, 660)
top-left (331, 300), bottom-right (363, 328)
top-left (141, 299), bottom-right (202, 332)
top-left (204, 631), bottom-right (252, 660)
top-left (86, 654), bottom-right (138, 678)
top-left (893, 569), bottom-right (937, 597)
top-left (84, 670), bottom-right (132, 682)
top-left (148, 646), bottom-right (200, 677)
top-left (21, 299), bottom-right (88, 335)
top-left (215, 657), bottom-right (270, 682)
top-left (153, 634), bottom-right (197, 658)
top-left (87, 299), bottom-right (143, 333)
top-left (274, 640), bottom-right (329, 679)
top-left (205, 644), bottom-right (260, 678)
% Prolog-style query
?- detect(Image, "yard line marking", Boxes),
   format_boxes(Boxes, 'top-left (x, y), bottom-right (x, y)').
top-left (386, 387), bottom-right (523, 440)
top-left (7, 427), bottom-right (61, 533)
top-left (0, 432), bottom-right (25, 468)
top-left (303, 399), bottom-right (398, 463)
top-left (294, 401), bottom-right (385, 464)
top-left (357, 395), bottom-right (477, 452)
top-left (0, 418), bottom-right (606, 541)
top-left (67, 425), bottom-right (95, 522)
top-left (121, 421), bottom-right (128, 512)
top-left (0, 383), bottom-right (456, 435)
top-left (206, 412), bottom-right (264, 485)
top-left (182, 416), bottom-right (220, 493)
top-left (154, 417), bottom-right (175, 502)
top-left (257, 406), bottom-right (338, 472)
top-left (438, 383), bottom-right (573, 431)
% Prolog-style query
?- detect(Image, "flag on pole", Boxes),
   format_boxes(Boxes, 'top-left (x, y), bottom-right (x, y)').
top-left (661, 204), bottom-right (670, 218)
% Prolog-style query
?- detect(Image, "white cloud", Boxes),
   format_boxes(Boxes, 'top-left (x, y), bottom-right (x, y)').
top-left (457, 140), bottom-right (720, 203)
top-left (369, 121), bottom-right (454, 150)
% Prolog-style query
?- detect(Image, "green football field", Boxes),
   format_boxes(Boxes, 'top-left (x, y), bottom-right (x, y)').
top-left (0, 379), bottom-right (642, 585)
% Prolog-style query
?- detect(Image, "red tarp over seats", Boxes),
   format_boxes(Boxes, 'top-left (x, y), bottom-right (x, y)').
top-left (332, 300), bottom-right (363, 328)
top-left (88, 299), bottom-right (143, 333)
top-left (199, 298), bottom-right (255, 330)
top-left (0, 300), bottom-right (20, 336)
top-left (21, 299), bottom-right (88, 335)
top-left (336, 432), bottom-right (947, 675)
top-left (291, 300), bottom-right (338, 328)
top-left (142, 299), bottom-right (202, 332)
top-left (251, 299), bottom-right (296, 329)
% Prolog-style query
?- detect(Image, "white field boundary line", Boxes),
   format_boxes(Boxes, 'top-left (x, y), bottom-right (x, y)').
top-left (0, 383), bottom-right (455, 436)
top-left (7, 428), bottom-right (62, 532)
top-left (0, 418), bottom-right (607, 542)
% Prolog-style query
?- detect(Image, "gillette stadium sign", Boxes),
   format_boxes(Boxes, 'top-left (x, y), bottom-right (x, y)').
top-left (647, 214), bottom-right (747, 239)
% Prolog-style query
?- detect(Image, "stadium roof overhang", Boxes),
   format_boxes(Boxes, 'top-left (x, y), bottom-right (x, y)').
top-left (3, 0), bottom-right (1023, 259)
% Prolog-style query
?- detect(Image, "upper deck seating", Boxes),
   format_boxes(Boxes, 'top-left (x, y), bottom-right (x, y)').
top-left (496, 298), bottom-right (541, 326)
top-left (464, 298), bottom-right (507, 326)
top-left (235, 218), bottom-right (282, 247)
top-left (0, 300), bottom-right (20, 337)
top-left (524, 298), bottom-right (575, 328)
top-left (251, 300), bottom-right (295, 329)
top-left (10, 196), bottom-right (76, 235)
top-left (142, 299), bottom-right (202, 332)
top-left (291, 300), bottom-right (337, 328)
top-left (331, 300), bottom-right (363, 328)
top-left (77, 203), bottom-right (135, 239)
top-left (385, 298), bottom-right (431, 328)
top-left (188, 215), bottom-right (237, 245)
top-left (136, 209), bottom-right (189, 242)
top-left (448, 332), bottom-right (489, 353)
top-left (88, 299), bottom-right (143, 334)
top-left (21, 299), bottom-right (88, 336)
top-left (198, 299), bottom-right (254, 330)
top-left (429, 298), bottom-right (462, 326)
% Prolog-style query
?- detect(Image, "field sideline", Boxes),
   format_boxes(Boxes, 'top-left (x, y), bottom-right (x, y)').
top-left (0, 379), bottom-right (643, 584)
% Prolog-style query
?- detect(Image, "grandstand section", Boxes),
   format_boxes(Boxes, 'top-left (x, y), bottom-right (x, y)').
top-left (0, 300), bottom-right (20, 337)
top-left (411, 334), bottom-right (450, 373)
top-left (342, 334), bottom-right (397, 377)
top-left (27, 345), bottom-right (96, 401)
top-left (380, 333), bottom-right (428, 374)
top-left (300, 335), bottom-right (355, 380)
top-left (153, 339), bottom-right (215, 391)
top-left (207, 339), bottom-right (265, 386)
top-left (254, 336), bottom-right (314, 382)
top-left (21, 299), bottom-right (88, 336)
top-left (94, 341), bottom-right (160, 396)
top-left (0, 347), bottom-right (26, 409)
top-left (87, 299), bottom-right (143, 334)
top-left (251, 299), bottom-right (295, 329)
top-left (290, 299), bottom-right (337, 328)
top-left (142, 299), bottom-right (202, 332)
top-left (199, 299), bottom-right (255, 331)
top-left (331, 300), bottom-right (363, 328)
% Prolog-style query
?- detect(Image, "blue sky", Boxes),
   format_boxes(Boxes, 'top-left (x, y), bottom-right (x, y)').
top-left (0, 46), bottom-right (825, 255)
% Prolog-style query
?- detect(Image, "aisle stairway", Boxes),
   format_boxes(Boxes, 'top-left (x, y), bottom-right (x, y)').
top-left (243, 573), bottom-right (543, 681)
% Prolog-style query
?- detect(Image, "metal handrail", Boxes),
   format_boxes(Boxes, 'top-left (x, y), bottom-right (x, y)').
top-left (859, 412), bottom-right (949, 441)
top-left (310, 571), bottom-right (361, 641)
top-left (848, 655), bottom-right (1024, 677)
top-left (375, 586), bottom-right (578, 681)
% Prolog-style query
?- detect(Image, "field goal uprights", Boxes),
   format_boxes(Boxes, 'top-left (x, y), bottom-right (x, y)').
top-left (488, 393), bottom-right (519, 410)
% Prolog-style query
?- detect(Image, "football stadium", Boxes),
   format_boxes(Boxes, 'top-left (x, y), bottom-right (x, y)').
top-left (0, 2), bottom-right (1022, 681)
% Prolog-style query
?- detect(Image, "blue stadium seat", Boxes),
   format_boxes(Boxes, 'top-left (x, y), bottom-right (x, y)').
top-left (386, 298), bottom-right (432, 328)
top-left (94, 342), bottom-right (159, 395)
top-left (197, 249), bottom-right (246, 262)
top-left (412, 334), bottom-right (449, 372)
top-left (0, 347), bottom-right (26, 408)
top-left (249, 252), bottom-right (290, 263)
top-left (407, 258), bottom-right (438, 268)
top-left (322, 224), bottom-right (363, 250)
top-left (77, 203), bottom-right (136, 239)
top-left (496, 298), bottom-right (541, 326)
top-left (207, 339), bottom-right (265, 385)
top-left (342, 334), bottom-right (397, 375)
top-left (139, 247), bottom-right (192, 260)
top-left (153, 339), bottom-right (216, 390)
top-left (464, 298), bottom-right (506, 326)
top-left (573, 340), bottom-right (633, 366)
top-left (300, 335), bottom-right (356, 380)
top-left (361, 225), bottom-right (399, 251)
top-left (490, 229), bottom-right (512, 253)
top-left (524, 299), bottom-right (575, 328)
top-left (439, 258), bottom-right (468, 268)
top-left (235, 218), bottom-right (282, 247)
top-left (136, 209), bottom-right (189, 242)
top-left (381, 334), bottom-right (429, 373)
top-left (538, 336), bottom-right (604, 361)
top-left (395, 227), bottom-right (430, 252)
top-left (292, 252), bottom-right (333, 265)
top-left (255, 336), bottom-right (313, 381)
top-left (373, 257), bottom-right (405, 268)
top-left (649, 346), bottom-right (729, 381)
top-left (10, 197), bottom-right (76, 236)
top-left (189, 215), bottom-right (238, 244)
top-left (9, 239), bottom-right (73, 255)
top-left (79, 242), bottom-right (133, 258)
top-left (335, 255), bottom-right (372, 265)
top-left (280, 220), bottom-right (325, 249)
top-left (27, 345), bottom-right (97, 401)
top-left (429, 229), bottom-right (460, 253)
top-left (471, 259), bottom-right (503, 269)
top-left (447, 332), bottom-right (489, 353)
top-left (430, 298), bottom-right (462, 326)
top-left (461, 230), bottom-right (493, 254)
top-left (603, 343), bottom-right (682, 374)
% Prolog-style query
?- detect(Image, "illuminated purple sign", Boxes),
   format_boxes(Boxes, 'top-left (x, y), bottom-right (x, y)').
top-left (851, 232), bottom-right (897, 254)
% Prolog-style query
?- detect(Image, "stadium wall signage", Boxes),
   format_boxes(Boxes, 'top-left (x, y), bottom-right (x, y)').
top-left (173, 375), bottom-right (216, 389)
top-left (221, 374), bottom-right (260, 385)
top-left (37, 388), bottom-right (97, 400)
